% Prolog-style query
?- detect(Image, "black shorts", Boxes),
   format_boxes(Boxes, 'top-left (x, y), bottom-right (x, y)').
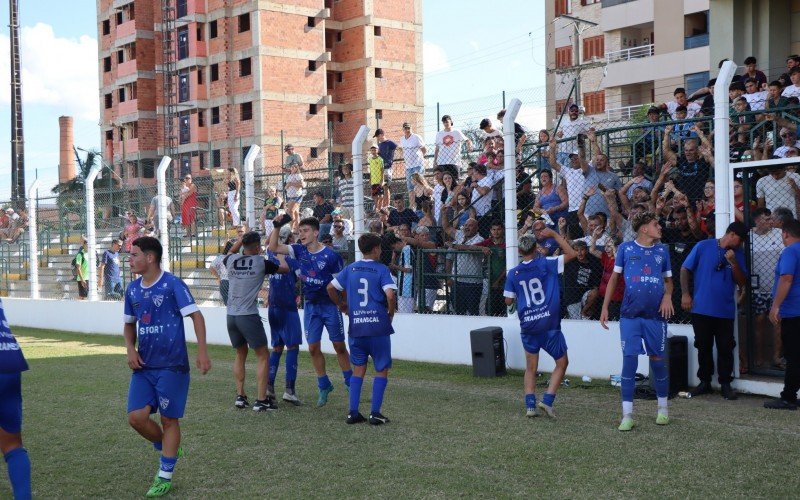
top-left (227, 314), bottom-right (268, 349)
top-left (77, 281), bottom-right (88, 298)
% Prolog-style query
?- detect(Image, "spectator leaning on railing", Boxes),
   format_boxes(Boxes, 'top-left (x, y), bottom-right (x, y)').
top-left (442, 216), bottom-right (484, 316)
top-left (555, 103), bottom-right (590, 165)
top-left (399, 122), bottom-right (427, 193)
top-left (756, 166), bottom-right (800, 218)
top-left (548, 136), bottom-right (586, 239)
top-left (659, 87), bottom-right (701, 120)
top-left (662, 125), bottom-right (714, 203)
top-left (581, 129), bottom-right (622, 218)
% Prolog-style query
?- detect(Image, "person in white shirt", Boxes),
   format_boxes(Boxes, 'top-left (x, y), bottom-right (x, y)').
top-left (399, 122), bottom-right (427, 193)
top-left (659, 87), bottom-right (701, 120)
top-left (782, 67), bottom-right (800, 98)
top-left (556, 104), bottom-right (590, 165)
top-left (772, 128), bottom-right (800, 158)
top-left (548, 136), bottom-right (586, 238)
top-left (470, 164), bottom-right (493, 219)
top-left (743, 78), bottom-right (768, 111)
top-left (756, 167), bottom-right (800, 218)
top-left (435, 115), bottom-right (471, 174)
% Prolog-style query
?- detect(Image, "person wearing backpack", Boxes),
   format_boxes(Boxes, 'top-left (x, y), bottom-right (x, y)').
top-left (73, 237), bottom-right (89, 300)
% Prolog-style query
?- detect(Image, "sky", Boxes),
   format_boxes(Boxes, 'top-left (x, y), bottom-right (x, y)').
top-left (0, 0), bottom-right (546, 198)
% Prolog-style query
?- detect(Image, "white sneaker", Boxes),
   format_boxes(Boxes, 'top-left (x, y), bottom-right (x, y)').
top-left (282, 391), bottom-right (302, 406)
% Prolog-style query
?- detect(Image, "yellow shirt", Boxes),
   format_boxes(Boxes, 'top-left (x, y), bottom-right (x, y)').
top-left (369, 156), bottom-right (384, 185)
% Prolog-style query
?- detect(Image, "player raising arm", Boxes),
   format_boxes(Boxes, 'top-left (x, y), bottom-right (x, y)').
top-left (504, 224), bottom-right (577, 418)
top-left (327, 233), bottom-right (397, 425)
top-left (123, 236), bottom-right (211, 497)
top-left (600, 212), bottom-right (673, 432)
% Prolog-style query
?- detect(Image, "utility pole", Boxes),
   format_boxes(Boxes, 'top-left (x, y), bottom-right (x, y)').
top-left (9, 0), bottom-right (25, 206)
top-left (549, 14), bottom-right (602, 109)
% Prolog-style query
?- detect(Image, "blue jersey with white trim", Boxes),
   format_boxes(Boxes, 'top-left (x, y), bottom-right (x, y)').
top-left (615, 241), bottom-right (672, 319)
top-left (503, 256), bottom-right (564, 335)
top-left (289, 243), bottom-right (344, 304)
top-left (331, 260), bottom-right (396, 338)
top-left (267, 251), bottom-right (299, 310)
top-left (0, 298), bottom-right (28, 374)
top-left (124, 271), bottom-right (199, 372)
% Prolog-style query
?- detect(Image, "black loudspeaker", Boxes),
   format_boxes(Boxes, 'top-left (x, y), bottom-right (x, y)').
top-left (470, 327), bottom-right (506, 377)
top-left (650, 335), bottom-right (689, 395)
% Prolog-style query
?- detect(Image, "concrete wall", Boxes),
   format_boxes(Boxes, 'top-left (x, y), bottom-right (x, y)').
top-left (4, 297), bottom-right (780, 397)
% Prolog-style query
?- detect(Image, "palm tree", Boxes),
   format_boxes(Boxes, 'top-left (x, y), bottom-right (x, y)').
top-left (51, 149), bottom-right (118, 194)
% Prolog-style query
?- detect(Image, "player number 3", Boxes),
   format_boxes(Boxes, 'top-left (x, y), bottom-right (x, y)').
top-left (519, 278), bottom-right (545, 306)
top-left (358, 278), bottom-right (369, 307)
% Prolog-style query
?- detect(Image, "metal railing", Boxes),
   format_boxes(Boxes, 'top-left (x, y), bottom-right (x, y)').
top-left (605, 43), bottom-right (654, 64)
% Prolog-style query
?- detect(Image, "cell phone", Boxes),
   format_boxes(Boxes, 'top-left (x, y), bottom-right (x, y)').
top-left (597, 183), bottom-right (607, 192)
top-left (274, 213), bottom-right (292, 227)
top-left (768, 130), bottom-right (776, 145)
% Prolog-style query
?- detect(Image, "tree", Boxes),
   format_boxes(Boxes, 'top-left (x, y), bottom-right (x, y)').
top-left (50, 149), bottom-right (120, 194)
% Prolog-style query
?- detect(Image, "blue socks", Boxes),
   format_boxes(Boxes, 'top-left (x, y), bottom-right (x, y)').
top-left (268, 351), bottom-right (282, 386)
top-left (525, 393), bottom-right (537, 409)
top-left (349, 375), bottom-right (364, 413)
top-left (4, 447), bottom-right (31, 500)
top-left (371, 377), bottom-right (388, 414)
top-left (542, 392), bottom-right (556, 407)
top-left (158, 455), bottom-right (177, 481)
top-left (343, 369), bottom-right (353, 387)
top-left (153, 441), bottom-right (162, 452)
top-left (621, 355), bottom-right (638, 403)
top-left (285, 349), bottom-right (299, 390)
top-left (650, 357), bottom-right (669, 399)
top-left (317, 375), bottom-right (332, 390)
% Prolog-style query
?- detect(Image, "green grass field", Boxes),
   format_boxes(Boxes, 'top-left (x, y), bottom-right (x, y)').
top-left (3, 327), bottom-right (799, 498)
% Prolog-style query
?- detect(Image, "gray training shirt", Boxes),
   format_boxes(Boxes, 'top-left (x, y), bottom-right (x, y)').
top-left (224, 254), bottom-right (280, 315)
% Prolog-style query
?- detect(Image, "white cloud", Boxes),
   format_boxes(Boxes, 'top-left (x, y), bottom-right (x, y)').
top-left (469, 41), bottom-right (480, 52)
top-left (515, 106), bottom-right (547, 133)
top-left (423, 41), bottom-right (450, 74)
top-left (0, 23), bottom-right (99, 121)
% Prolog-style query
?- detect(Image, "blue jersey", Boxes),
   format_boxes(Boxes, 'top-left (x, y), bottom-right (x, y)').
top-left (774, 242), bottom-right (800, 318)
top-left (615, 241), bottom-right (672, 319)
top-left (331, 260), bottom-right (396, 338)
top-left (289, 243), bottom-right (344, 304)
top-left (503, 256), bottom-right (564, 335)
top-left (0, 298), bottom-right (28, 374)
top-left (267, 251), bottom-right (299, 310)
top-left (682, 239), bottom-right (747, 319)
top-left (123, 271), bottom-right (200, 372)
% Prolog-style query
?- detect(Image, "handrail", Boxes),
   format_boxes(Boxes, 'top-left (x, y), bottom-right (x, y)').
top-left (605, 44), bottom-right (654, 64)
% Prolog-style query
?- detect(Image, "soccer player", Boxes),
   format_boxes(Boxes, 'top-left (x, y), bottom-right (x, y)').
top-left (327, 233), bottom-right (397, 424)
top-left (503, 226), bottom-right (577, 418)
top-left (0, 299), bottom-right (32, 500)
top-left (124, 236), bottom-right (211, 497)
top-left (268, 215), bottom-right (352, 407)
top-left (266, 226), bottom-right (304, 405)
top-left (225, 231), bottom-right (287, 412)
top-left (600, 212), bottom-right (674, 432)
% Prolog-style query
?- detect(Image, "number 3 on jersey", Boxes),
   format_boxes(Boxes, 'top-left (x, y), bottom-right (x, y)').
top-left (519, 278), bottom-right (545, 306)
top-left (358, 278), bottom-right (369, 307)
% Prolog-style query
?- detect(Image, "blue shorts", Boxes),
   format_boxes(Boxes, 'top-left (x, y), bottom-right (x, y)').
top-left (303, 301), bottom-right (345, 344)
top-left (348, 336), bottom-right (392, 372)
top-left (0, 373), bottom-right (23, 433)
top-left (269, 307), bottom-right (303, 347)
top-left (127, 369), bottom-right (190, 419)
top-left (520, 330), bottom-right (567, 360)
top-left (619, 317), bottom-right (667, 357)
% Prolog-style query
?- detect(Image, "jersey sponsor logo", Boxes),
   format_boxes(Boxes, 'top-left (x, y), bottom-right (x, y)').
top-left (0, 342), bottom-right (21, 351)
top-left (153, 295), bottom-right (164, 307)
top-left (233, 257), bottom-right (254, 271)
top-left (159, 396), bottom-right (170, 410)
top-left (141, 311), bottom-right (152, 324)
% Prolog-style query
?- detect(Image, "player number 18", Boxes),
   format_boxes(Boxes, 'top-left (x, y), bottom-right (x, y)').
top-left (519, 278), bottom-right (545, 306)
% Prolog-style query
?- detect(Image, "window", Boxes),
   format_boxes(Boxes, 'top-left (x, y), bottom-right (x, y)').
top-left (177, 27), bottom-right (189, 59)
top-left (555, 0), bottom-right (571, 16)
top-left (178, 73), bottom-right (189, 102)
top-left (336, 32), bottom-right (342, 43)
top-left (116, 11), bottom-right (123, 25)
top-left (309, 104), bottom-right (318, 115)
top-left (310, 147), bottom-right (319, 158)
top-left (102, 19), bottom-right (110, 35)
top-left (199, 152), bottom-right (206, 170)
top-left (180, 156), bottom-right (191, 176)
top-left (197, 68), bottom-right (204, 84)
top-left (210, 63), bottom-right (219, 81)
top-left (129, 121), bottom-right (139, 139)
top-left (143, 161), bottom-right (154, 178)
top-left (375, 109), bottom-right (383, 120)
top-left (196, 25), bottom-right (203, 41)
top-left (240, 102), bottom-right (252, 121)
top-left (212, 149), bottom-right (221, 168)
top-left (336, 72), bottom-right (343, 83)
top-left (307, 16), bottom-right (316, 28)
top-left (105, 130), bottom-right (113, 141)
top-left (118, 88), bottom-right (126, 103)
top-left (238, 13), bottom-right (250, 33)
top-left (179, 115), bottom-right (190, 144)
top-left (177, 0), bottom-right (187, 18)
top-left (209, 20), bottom-right (218, 38)
top-left (374, 26), bottom-right (382, 36)
top-left (685, 71), bottom-right (710, 96)
top-left (211, 106), bottom-right (220, 124)
top-left (375, 67), bottom-right (383, 79)
top-left (555, 46), bottom-right (572, 69)
top-left (555, 99), bottom-right (569, 114)
top-left (198, 110), bottom-right (205, 127)
top-left (117, 50), bottom-right (124, 63)
top-left (240, 58), bottom-right (251, 77)
top-left (583, 91), bottom-right (605, 115)
top-left (104, 93), bottom-right (112, 109)
top-left (103, 56), bottom-right (111, 72)
top-left (582, 35), bottom-right (604, 61)
top-left (308, 60), bottom-right (317, 71)
top-left (241, 147), bottom-right (248, 164)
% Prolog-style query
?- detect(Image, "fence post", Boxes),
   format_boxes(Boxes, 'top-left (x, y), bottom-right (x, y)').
top-left (351, 124), bottom-right (370, 261)
top-left (156, 156), bottom-right (173, 271)
top-left (502, 98), bottom-right (522, 276)
top-left (713, 60), bottom-right (737, 238)
top-left (85, 163), bottom-right (102, 301)
top-left (27, 179), bottom-right (40, 299)
top-left (244, 144), bottom-right (260, 229)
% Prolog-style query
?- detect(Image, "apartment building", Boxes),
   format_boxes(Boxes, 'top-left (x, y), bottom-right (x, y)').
top-left (544, 0), bottom-right (710, 125)
top-left (97, 0), bottom-right (423, 183)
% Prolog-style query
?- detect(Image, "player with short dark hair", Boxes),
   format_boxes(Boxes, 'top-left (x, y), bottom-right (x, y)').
top-left (328, 233), bottom-right (397, 424)
top-left (0, 299), bottom-right (31, 500)
top-left (225, 231), bottom-right (287, 412)
top-left (268, 215), bottom-right (352, 407)
top-left (504, 224), bottom-right (577, 418)
top-left (600, 212), bottom-right (674, 432)
top-left (124, 236), bottom-right (211, 497)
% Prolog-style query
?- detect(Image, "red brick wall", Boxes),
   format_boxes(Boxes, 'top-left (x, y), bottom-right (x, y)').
top-left (331, 68), bottom-right (365, 104)
top-left (330, 26), bottom-right (365, 62)
top-left (262, 57), bottom-right (325, 94)
top-left (331, 0), bottom-right (364, 22)
top-left (261, 11), bottom-right (323, 52)
top-left (374, 27), bottom-right (416, 64)
top-left (374, 68), bottom-right (416, 103)
top-left (373, 0), bottom-right (417, 22)
top-left (261, 101), bottom-right (327, 139)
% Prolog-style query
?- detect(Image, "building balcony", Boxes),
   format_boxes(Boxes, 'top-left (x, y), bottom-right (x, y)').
top-left (601, 0), bottom-right (653, 31)
top-left (605, 43), bottom-right (654, 64)
top-left (684, 33), bottom-right (709, 49)
top-left (118, 98), bottom-right (138, 117)
top-left (604, 45), bottom-right (709, 88)
top-left (116, 19), bottom-right (135, 39)
top-left (117, 59), bottom-right (137, 78)
top-left (605, 103), bottom-right (648, 121)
